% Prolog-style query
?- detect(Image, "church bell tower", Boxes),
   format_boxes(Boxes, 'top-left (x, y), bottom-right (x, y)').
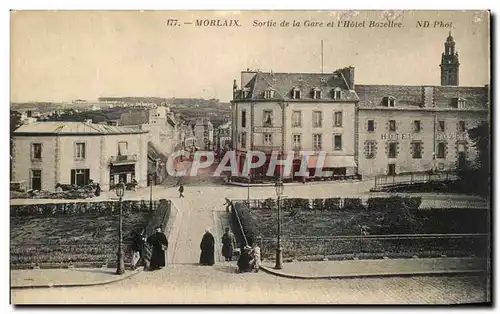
top-left (440, 31), bottom-right (460, 86)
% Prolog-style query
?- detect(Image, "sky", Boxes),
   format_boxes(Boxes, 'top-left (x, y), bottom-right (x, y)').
top-left (10, 10), bottom-right (490, 103)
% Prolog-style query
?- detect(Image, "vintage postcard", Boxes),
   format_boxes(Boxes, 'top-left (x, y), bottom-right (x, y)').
top-left (9, 10), bottom-right (491, 305)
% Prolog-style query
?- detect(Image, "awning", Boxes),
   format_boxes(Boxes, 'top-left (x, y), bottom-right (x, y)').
top-left (307, 155), bottom-right (357, 168)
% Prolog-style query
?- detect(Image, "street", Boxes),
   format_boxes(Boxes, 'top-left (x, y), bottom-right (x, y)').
top-left (11, 264), bottom-right (488, 304)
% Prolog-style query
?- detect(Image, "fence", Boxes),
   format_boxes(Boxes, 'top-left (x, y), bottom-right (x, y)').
top-left (258, 233), bottom-right (488, 261)
top-left (374, 171), bottom-right (459, 189)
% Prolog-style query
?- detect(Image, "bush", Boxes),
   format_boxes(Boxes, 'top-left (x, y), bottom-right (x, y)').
top-left (343, 198), bottom-right (365, 211)
top-left (282, 198), bottom-right (310, 212)
top-left (324, 198), bottom-right (341, 211)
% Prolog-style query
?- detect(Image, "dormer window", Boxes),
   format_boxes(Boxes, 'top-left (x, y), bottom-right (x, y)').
top-left (333, 88), bottom-right (342, 100)
top-left (264, 88), bottom-right (275, 99)
top-left (243, 88), bottom-right (250, 99)
top-left (293, 88), bottom-right (301, 99)
top-left (384, 96), bottom-right (396, 107)
top-left (313, 88), bottom-right (322, 99)
top-left (452, 97), bottom-right (466, 109)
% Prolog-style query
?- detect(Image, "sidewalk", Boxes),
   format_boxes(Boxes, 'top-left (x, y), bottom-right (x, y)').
top-left (11, 267), bottom-right (142, 289)
top-left (260, 257), bottom-right (486, 279)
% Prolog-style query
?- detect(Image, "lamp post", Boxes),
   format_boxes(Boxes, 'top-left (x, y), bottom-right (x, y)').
top-left (149, 172), bottom-right (156, 212)
top-left (247, 173), bottom-right (250, 208)
top-left (274, 178), bottom-right (284, 270)
top-left (115, 181), bottom-right (125, 275)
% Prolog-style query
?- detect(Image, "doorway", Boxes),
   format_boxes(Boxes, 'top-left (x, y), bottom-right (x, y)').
top-left (31, 169), bottom-right (41, 190)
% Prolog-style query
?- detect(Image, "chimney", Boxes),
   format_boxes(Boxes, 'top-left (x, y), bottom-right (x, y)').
top-left (337, 66), bottom-right (355, 90)
top-left (423, 86), bottom-right (434, 108)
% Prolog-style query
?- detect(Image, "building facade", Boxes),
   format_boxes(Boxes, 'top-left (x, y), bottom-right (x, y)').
top-left (217, 121), bottom-right (232, 149)
top-left (12, 121), bottom-right (149, 191)
top-left (356, 85), bottom-right (488, 177)
top-left (231, 33), bottom-right (489, 179)
top-left (194, 118), bottom-right (214, 150)
top-left (231, 68), bottom-right (359, 179)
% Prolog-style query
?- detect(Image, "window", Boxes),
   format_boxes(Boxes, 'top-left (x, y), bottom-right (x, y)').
top-left (412, 142), bottom-right (422, 159)
top-left (384, 97), bottom-right (396, 107)
top-left (366, 141), bottom-right (376, 159)
top-left (334, 89), bottom-right (342, 100)
top-left (264, 89), bottom-right (274, 99)
top-left (31, 143), bottom-right (42, 160)
top-left (458, 98), bottom-right (465, 109)
top-left (313, 111), bottom-right (322, 128)
top-left (243, 88), bottom-right (250, 98)
top-left (438, 121), bottom-right (446, 132)
top-left (118, 142), bottom-right (128, 156)
top-left (389, 120), bottom-right (396, 132)
top-left (413, 120), bottom-right (421, 133)
top-left (292, 111), bottom-right (302, 127)
top-left (388, 142), bottom-right (397, 158)
top-left (241, 110), bottom-right (246, 128)
top-left (71, 169), bottom-right (90, 187)
top-left (334, 111), bottom-right (343, 127)
top-left (241, 132), bottom-right (247, 148)
top-left (30, 169), bottom-right (42, 190)
top-left (334, 135), bottom-right (342, 151)
top-left (75, 142), bottom-right (86, 159)
top-left (314, 89), bottom-right (322, 99)
top-left (388, 164), bottom-right (396, 175)
top-left (293, 88), bottom-right (301, 99)
top-left (458, 121), bottom-right (466, 132)
top-left (437, 142), bottom-right (446, 159)
top-left (263, 110), bottom-right (273, 127)
top-left (263, 133), bottom-right (273, 145)
top-left (367, 120), bottom-right (375, 132)
top-left (293, 134), bottom-right (301, 150)
top-left (313, 134), bottom-right (322, 150)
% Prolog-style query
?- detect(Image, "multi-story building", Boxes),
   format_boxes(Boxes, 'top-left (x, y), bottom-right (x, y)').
top-left (217, 121), bottom-right (232, 149)
top-left (12, 121), bottom-right (149, 191)
top-left (194, 118), bottom-right (214, 150)
top-left (231, 67), bottom-right (359, 179)
top-left (231, 33), bottom-right (489, 179)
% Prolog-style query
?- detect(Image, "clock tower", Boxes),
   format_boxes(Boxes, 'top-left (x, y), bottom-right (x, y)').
top-left (440, 31), bottom-right (460, 86)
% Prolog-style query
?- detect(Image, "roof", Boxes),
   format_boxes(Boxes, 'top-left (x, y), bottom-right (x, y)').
top-left (355, 84), bottom-right (489, 111)
top-left (148, 141), bottom-right (168, 162)
top-left (236, 71), bottom-right (359, 102)
top-left (14, 121), bottom-right (148, 136)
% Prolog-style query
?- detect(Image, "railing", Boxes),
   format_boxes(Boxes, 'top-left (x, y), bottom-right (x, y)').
top-left (110, 154), bottom-right (139, 164)
top-left (230, 202), bottom-right (248, 248)
top-left (10, 242), bottom-right (134, 268)
top-left (258, 233), bottom-right (488, 261)
top-left (374, 171), bottom-right (459, 189)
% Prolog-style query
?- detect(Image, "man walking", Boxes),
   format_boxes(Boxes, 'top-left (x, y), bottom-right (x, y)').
top-left (178, 183), bottom-right (184, 198)
top-left (130, 229), bottom-right (146, 270)
top-left (221, 227), bottom-right (235, 261)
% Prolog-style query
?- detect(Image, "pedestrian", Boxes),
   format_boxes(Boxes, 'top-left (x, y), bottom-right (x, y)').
top-left (147, 226), bottom-right (168, 271)
top-left (130, 229), bottom-right (146, 270)
top-left (94, 183), bottom-right (101, 197)
top-left (249, 241), bottom-right (261, 272)
top-left (237, 245), bottom-right (252, 273)
top-left (178, 183), bottom-right (184, 198)
top-left (224, 198), bottom-right (232, 212)
top-left (199, 228), bottom-right (215, 266)
top-left (221, 227), bottom-right (234, 261)
top-left (132, 178), bottom-right (138, 192)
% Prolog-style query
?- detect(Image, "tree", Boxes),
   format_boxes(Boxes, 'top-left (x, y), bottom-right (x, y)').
top-left (467, 121), bottom-right (491, 196)
top-left (10, 110), bottom-right (23, 179)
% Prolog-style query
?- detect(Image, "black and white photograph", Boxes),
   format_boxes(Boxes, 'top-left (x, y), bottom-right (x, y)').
top-left (8, 9), bottom-right (491, 305)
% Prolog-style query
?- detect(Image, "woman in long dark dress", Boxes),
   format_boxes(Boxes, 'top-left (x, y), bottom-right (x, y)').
top-left (199, 229), bottom-right (215, 266)
top-left (147, 227), bottom-right (168, 270)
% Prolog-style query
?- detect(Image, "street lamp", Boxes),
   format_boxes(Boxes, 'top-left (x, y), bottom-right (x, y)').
top-left (149, 172), bottom-right (156, 212)
top-left (274, 178), bottom-right (284, 270)
top-left (115, 181), bottom-right (125, 275)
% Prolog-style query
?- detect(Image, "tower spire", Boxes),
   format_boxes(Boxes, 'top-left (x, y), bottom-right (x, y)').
top-left (440, 32), bottom-right (459, 86)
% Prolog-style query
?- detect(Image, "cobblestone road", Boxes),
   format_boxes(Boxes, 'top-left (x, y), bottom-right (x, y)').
top-left (11, 264), bottom-right (488, 304)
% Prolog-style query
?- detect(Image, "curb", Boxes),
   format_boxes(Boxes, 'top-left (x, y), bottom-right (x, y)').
top-left (260, 265), bottom-right (485, 280)
top-left (10, 268), bottom-right (143, 290)
top-left (226, 180), bottom-right (364, 188)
